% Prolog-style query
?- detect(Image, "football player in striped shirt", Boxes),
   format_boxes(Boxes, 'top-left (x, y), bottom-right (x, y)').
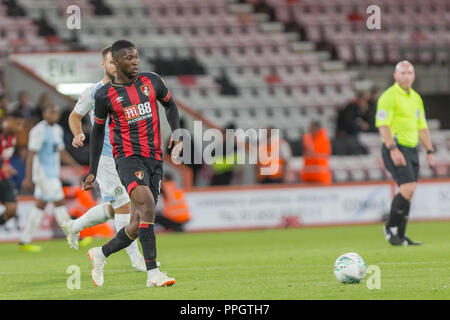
top-left (63, 46), bottom-right (147, 272)
top-left (82, 40), bottom-right (182, 287)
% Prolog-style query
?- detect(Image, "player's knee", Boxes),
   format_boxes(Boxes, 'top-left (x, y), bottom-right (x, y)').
top-left (399, 183), bottom-right (416, 200)
top-left (125, 222), bottom-right (139, 239)
top-left (131, 186), bottom-right (156, 209)
top-left (4, 203), bottom-right (17, 218)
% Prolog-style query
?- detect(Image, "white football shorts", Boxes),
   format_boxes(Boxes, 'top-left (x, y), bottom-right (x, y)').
top-left (33, 178), bottom-right (64, 202)
top-left (96, 155), bottom-right (130, 209)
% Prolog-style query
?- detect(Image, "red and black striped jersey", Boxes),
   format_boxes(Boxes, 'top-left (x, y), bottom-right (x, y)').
top-left (93, 72), bottom-right (174, 161)
top-left (0, 129), bottom-right (16, 181)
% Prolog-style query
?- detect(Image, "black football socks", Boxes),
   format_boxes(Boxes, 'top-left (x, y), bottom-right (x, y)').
top-left (139, 223), bottom-right (158, 270)
top-left (101, 227), bottom-right (134, 257)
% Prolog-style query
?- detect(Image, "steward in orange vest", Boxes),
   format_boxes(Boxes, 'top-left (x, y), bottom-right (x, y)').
top-left (257, 128), bottom-right (291, 184)
top-left (300, 121), bottom-right (332, 185)
top-left (155, 173), bottom-right (190, 232)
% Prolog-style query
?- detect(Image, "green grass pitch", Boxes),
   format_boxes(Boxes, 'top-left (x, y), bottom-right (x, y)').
top-left (1, 221), bottom-right (449, 300)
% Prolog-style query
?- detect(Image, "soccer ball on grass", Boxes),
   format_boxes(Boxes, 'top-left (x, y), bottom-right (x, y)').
top-left (333, 252), bottom-right (367, 284)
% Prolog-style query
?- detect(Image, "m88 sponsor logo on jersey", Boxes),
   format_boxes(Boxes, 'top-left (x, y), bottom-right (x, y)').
top-left (123, 102), bottom-right (152, 123)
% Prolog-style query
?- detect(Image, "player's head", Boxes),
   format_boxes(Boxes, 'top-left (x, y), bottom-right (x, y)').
top-left (43, 104), bottom-right (60, 125)
top-left (3, 110), bottom-right (25, 134)
top-left (394, 60), bottom-right (415, 91)
top-left (111, 40), bottom-right (139, 79)
top-left (101, 46), bottom-right (116, 81)
top-left (309, 120), bottom-right (321, 136)
top-left (17, 90), bottom-right (30, 107)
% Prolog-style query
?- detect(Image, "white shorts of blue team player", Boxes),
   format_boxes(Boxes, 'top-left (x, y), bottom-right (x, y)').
top-left (96, 154), bottom-right (129, 209)
top-left (29, 120), bottom-right (65, 202)
top-left (74, 81), bottom-right (130, 209)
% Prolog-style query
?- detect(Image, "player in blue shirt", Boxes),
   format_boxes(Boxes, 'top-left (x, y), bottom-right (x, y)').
top-left (20, 104), bottom-right (82, 252)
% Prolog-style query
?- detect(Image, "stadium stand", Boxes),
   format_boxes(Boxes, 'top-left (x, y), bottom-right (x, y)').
top-left (1, 0), bottom-right (449, 184)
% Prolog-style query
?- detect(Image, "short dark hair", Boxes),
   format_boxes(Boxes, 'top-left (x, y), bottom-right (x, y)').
top-left (310, 120), bottom-right (321, 128)
top-left (102, 46), bottom-right (112, 58)
top-left (8, 110), bottom-right (25, 119)
top-left (111, 40), bottom-right (136, 58)
top-left (43, 103), bottom-right (59, 113)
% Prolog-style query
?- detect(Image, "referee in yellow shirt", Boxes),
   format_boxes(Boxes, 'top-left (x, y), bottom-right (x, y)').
top-left (376, 60), bottom-right (435, 246)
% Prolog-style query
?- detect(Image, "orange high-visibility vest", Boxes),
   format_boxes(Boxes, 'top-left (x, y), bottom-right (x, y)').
top-left (162, 181), bottom-right (191, 223)
top-left (300, 128), bottom-right (332, 185)
top-left (257, 138), bottom-right (285, 181)
top-left (63, 186), bottom-right (114, 239)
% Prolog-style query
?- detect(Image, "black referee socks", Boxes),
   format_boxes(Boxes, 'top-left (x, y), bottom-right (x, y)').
top-left (102, 227), bottom-right (134, 257)
top-left (387, 193), bottom-right (411, 235)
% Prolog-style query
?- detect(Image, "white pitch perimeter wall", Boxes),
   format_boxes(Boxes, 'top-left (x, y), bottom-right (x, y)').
top-left (1, 180), bottom-right (449, 241)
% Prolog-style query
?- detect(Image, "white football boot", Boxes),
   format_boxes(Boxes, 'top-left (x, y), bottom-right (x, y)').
top-left (88, 247), bottom-right (106, 287)
top-left (146, 269), bottom-right (176, 287)
top-left (62, 220), bottom-right (80, 250)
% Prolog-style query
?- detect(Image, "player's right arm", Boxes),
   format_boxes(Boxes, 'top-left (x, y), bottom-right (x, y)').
top-left (69, 112), bottom-right (86, 148)
top-left (70, 86), bottom-right (94, 148)
top-left (82, 91), bottom-right (107, 191)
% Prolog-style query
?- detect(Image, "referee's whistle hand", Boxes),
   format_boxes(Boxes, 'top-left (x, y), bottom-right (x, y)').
top-left (81, 173), bottom-right (95, 191)
top-left (390, 149), bottom-right (407, 167)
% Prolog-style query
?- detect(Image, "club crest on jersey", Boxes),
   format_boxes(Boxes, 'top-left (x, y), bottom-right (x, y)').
top-left (140, 84), bottom-right (150, 96)
top-left (135, 171), bottom-right (144, 180)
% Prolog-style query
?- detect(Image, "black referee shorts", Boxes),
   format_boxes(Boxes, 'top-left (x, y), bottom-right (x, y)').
top-left (115, 155), bottom-right (163, 205)
top-left (382, 144), bottom-right (419, 186)
top-left (0, 179), bottom-right (17, 203)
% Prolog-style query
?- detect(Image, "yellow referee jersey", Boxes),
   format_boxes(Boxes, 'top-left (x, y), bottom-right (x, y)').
top-left (375, 82), bottom-right (428, 148)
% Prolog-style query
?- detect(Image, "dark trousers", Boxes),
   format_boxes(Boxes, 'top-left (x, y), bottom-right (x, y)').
top-left (155, 214), bottom-right (185, 232)
top-left (210, 171), bottom-right (233, 186)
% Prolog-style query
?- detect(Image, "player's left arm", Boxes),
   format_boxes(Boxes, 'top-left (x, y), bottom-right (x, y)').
top-left (417, 97), bottom-right (435, 166)
top-left (154, 74), bottom-right (182, 159)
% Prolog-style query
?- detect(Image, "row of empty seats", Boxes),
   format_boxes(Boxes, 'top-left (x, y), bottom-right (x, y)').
top-left (259, 0), bottom-right (450, 63)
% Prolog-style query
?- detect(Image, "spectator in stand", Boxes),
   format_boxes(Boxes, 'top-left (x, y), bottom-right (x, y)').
top-left (300, 121), bottom-right (332, 185)
top-left (337, 91), bottom-right (371, 135)
top-left (12, 91), bottom-right (33, 119)
top-left (168, 118), bottom-right (203, 185)
top-left (256, 126), bottom-right (292, 184)
top-left (210, 123), bottom-right (238, 186)
top-left (367, 86), bottom-right (380, 132)
top-left (0, 94), bottom-right (10, 120)
top-left (30, 92), bottom-right (53, 124)
top-left (334, 91), bottom-right (370, 155)
top-left (11, 91), bottom-right (34, 158)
